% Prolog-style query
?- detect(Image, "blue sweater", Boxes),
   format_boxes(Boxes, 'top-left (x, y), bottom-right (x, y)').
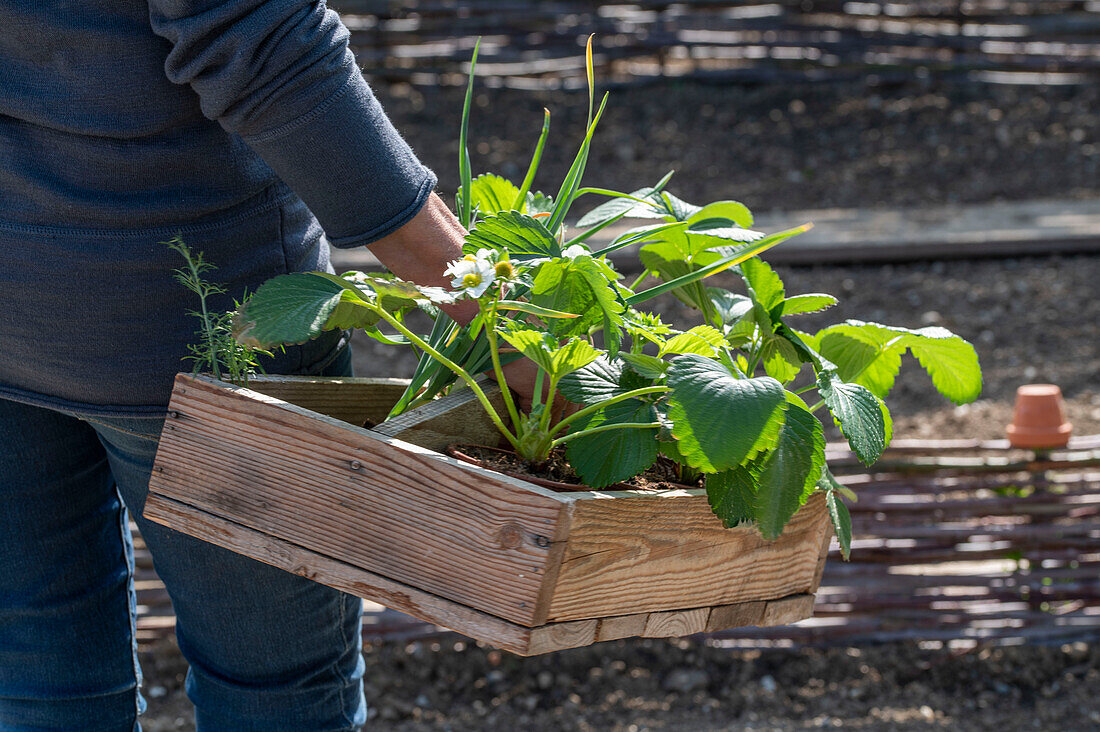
top-left (0, 0), bottom-right (436, 415)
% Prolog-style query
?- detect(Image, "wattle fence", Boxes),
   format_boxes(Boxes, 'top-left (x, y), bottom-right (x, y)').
top-left (133, 434), bottom-right (1100, 650)
top-left (330, 0), bottom-right (1100, 88)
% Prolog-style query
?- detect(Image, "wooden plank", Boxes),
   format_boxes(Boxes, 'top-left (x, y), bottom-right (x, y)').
top-left (761, 594), bottom-right (816, 626)
top-left (546, 491), bottom-right (830, 622)
top-left (246, 375), bottom-right (409, 427)
top-left (526, 619), bottom-right (598, 656)
top-left (642, 608), bottom-right (711, 638)
top-left (150, 374), bottom-right (568, 626)
top-left (705, 600), bottom-right (767, 631)
top-left (143, 493), bottom-right (540, 655)
top-left (595, 613), bottom-right (650, 642)
top-left (371, 377), bottom-right (509, 451)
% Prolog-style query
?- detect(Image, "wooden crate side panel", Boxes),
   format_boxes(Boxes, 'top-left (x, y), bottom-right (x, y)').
top-left (144, 494), bottom-right (812, 658)
top-left (246, 376), bottom-right (409, 427)
top-left (371, 378), bottom-right (507, 451)
top-left (150, 375), bottom-right (566, 626)
top-left (143, 493), bottom-right (541, 655)
top-left (546, 491), bottom-right (831, 622)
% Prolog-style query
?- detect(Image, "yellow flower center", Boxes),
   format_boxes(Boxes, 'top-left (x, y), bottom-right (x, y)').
top-left (461, 272), bottom-right (483, 288)
top-left (494, 261), bottom-right (515, 279)
top-left (461, 254), bottom-right (477, 262)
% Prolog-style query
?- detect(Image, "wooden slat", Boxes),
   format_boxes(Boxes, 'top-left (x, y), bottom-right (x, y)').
top-left (546, 491), bottom-right (830, 621)
top-left (371, 377), bottom-right (508, 451)
top-left (246, 375), bottom-right (409, 427)
top-left (761, 594), bottom-right (817, 626)
top-left (143, 493), bottom-right (543, 655)
top-left (642, 608), bottom-right (711, 637)
top-left (705, 600), bottom-right (767, 631)
top-left (150, 374), bottom-right (568, 626)
top-left (595, 613), bottom-right (650, 642)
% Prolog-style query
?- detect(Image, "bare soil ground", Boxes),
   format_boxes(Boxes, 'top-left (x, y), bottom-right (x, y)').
top-left (140, 638), bottom-right (1100, 731)
top-left (140, 76), bottom-right (1099, 729)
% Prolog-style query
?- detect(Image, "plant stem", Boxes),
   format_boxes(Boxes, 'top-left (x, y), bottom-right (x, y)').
top-left (549, 385), bottom-right (669, 436)
top-left (552, 422), bottom-right (662, 447)
top-left (807, 399), bottom-right (825, 413)
top-left (373, 307), bottom-right (519, 450)
top-left (485, 303), bottom-right (521, 430)
top-left (627, 270), bottom-right (651, 291)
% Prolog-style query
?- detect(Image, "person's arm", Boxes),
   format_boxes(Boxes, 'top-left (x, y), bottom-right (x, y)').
top-left (148, 0), bottom-right (435, 248)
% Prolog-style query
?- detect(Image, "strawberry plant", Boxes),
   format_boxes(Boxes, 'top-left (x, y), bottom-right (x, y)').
top-left (232, 40), bottom-right (981, 554)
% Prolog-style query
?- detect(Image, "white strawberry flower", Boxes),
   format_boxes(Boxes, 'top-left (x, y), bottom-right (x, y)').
top-left (444, 250), bottom-right (496, 298)
top-left (562, 244), bottom-right (590, 259)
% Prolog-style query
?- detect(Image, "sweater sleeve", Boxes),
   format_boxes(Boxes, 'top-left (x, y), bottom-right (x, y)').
top-left (147, 0), bottom-right (436, 247)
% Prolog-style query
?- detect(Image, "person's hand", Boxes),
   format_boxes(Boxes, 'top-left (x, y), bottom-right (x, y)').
top-left (495, 357), bottom-right (577, 423)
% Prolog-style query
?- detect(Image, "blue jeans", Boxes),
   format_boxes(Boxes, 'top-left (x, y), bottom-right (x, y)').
top-left (0, 342), bottom-right (366, 731)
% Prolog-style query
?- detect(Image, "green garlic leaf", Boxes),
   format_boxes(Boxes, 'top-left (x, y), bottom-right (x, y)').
top-left (817, 371), bottom-right (888, 465)
top-left (566, 399), bottom-right (659, 488)
top-left (577, 187), bottom-right (668, 227)
top-left (666, 354), bottom-right (787, 473)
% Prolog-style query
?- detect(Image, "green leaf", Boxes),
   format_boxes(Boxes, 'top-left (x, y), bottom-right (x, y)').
top-left (531, 256), bottom-right (625, 353)
top-left (895, 327), bottom-right (983, 405)
top-left (707, 288), bottom-right (754, 327)
top-left (619, 352), bottom-right (668, 379)
top-left (780, 294), bottom-right (838, 317)
top-left (666, 355), bottom-right (787, 473)
top-left (498, 329), bottom-right (556, 374)
top-left (816, 326), bottom-right (903, 399)
top-left (760, 335), bottom-right (801, 383)
top-left (458, 173), bottom-right (522, 217)
top-left (659, 325), bottom-right (726, 358)
top-left (706, 466), bottom-right (758, 528)
top-left (558, 356), bottom-right (648, 404)
top-left (549, 338), bottom-right (602, 378)
top-left (464, 211), bottom-right (561, 259)
top-left (496, 300), bottom-right (579, 319)
top-left (326, 290), bottom-right (383, 331)
top-left (816, 320), bottom-right (981, 404)
top-left (576, 187), bottom-right (668, 227)
top-left (687, 200), bottom-right (754, 229)
top-left (739, 257), bottom-right (785, 313)
top-left (817, 371), bottom-right (887, 465)
top-left (566, 399), bottom-right (659, 488)
top-left (753, 403), bottom-right (825, 540)
top-left (825, 489), bottom-right (852, 560)
top-left (235, 273), bottom-right (356, 348)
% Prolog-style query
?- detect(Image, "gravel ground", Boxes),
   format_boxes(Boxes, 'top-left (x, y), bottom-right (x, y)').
top-left (380, 78), bottom-right (1100, 212)
top-left (142, 76), bottom-right (1099, 729)
top-left (140, 638), bottom-right (1100, 731)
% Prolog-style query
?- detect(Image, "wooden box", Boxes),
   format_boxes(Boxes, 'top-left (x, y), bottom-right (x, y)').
top-left (144, 374), bottom-right (832, 656)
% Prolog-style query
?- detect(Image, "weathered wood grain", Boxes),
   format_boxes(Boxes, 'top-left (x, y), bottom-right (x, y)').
top-left (546, 491), bottom-right (830, 621)
top-left (246, 375), bottom-right (409, 427)
top-left (371, 378), bottom-right (508, 451)
top-left (143, 492), bottom-right (814, 656)
top-left (705, 601), bottom-right (767, 631)
top-left (594, 613), bottom-right (650, 642)
top-left (151, 374), bottom-right (568, 626)
top-left (761, 594), bottom-right (817, 626)
top-left (642, 608), bottom-right (711, 638)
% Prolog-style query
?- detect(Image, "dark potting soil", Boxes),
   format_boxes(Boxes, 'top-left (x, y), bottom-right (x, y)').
top-left (452, 444), bottom-right (701, 493)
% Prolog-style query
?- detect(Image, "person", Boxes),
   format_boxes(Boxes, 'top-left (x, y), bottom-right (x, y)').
top-left (0, 1), bottom-right (483, 728)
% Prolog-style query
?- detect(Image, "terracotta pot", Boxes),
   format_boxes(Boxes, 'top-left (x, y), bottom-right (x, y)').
top-left (1006, 384), bottom-right (1072, 450)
